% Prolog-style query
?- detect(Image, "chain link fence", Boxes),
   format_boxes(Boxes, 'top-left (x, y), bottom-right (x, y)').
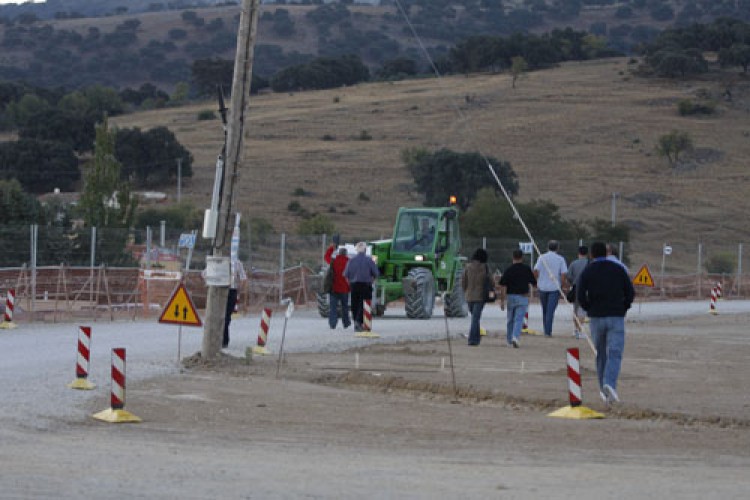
top-left (1, 225), bottom-right (747, 323)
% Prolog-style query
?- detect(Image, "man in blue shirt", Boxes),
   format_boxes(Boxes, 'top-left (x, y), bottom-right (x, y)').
top-left (344, 242), bottom-right (380, 332)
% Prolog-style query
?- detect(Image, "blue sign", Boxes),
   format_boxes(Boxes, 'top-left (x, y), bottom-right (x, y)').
top-left (178, 233), bottom-right (196, 249)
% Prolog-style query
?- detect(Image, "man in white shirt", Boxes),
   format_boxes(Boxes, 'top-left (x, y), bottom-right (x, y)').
top-left (533, 240), bottom-right (568, 337)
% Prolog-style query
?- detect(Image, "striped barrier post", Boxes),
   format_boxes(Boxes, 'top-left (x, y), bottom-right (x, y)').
top-left (92, 348), bottom-right (141, 423)
top-left (68, 326), bottom-right (95, 390)
top-left (548, 347), bottom-right (604, 420)
top-left (521, 311), bottom-right (539, 335)
top-left (567, 347), bottom-right (582, 407)
top-left (709, 287), bottom-right (718, 315)
top-left (715, 282), bottom-right (723, 300)
top-left (355, 299), bottom-right (379, 338)
top-left (0, 289), bottom-right (17, 329)
top-left (252, 308), bottom-right (273, 355)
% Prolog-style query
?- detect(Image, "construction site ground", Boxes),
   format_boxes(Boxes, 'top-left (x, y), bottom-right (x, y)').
top-left (1, 303), bottom-right (749, 498)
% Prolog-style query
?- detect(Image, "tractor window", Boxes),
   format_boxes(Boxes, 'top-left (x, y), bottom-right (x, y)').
top-left (393, 212), bottom-right (438, 252)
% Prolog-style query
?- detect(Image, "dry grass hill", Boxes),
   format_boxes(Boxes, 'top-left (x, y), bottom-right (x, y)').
top-left (110, 57), bottom-right (750, 272)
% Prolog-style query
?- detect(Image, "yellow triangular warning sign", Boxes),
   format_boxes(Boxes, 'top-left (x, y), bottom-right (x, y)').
top-left (633, 265), bottom-right (655, 288)
top-left (158, 283), bottom-right (203, 327)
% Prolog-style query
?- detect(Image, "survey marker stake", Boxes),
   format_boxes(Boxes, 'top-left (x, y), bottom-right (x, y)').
top-left (548, 348), bottom-right (604, 420)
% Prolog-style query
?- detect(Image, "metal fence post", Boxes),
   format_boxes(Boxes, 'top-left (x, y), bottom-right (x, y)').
top-left (279, 232), bottom-right (286, 303)
top-left (160, 220), bottom-right (166, 247)
top-left (146, 226), bottom-right (152, 269)
top-left (90, 226), bottom-right (96, 306)
top-left (697, 243), bottom-right (702, 299)
top-left (482, 236), bottom-right (486, 250)
top-left (738, 243), bottom-right (743, 297)
top-left (31, 224), bottom-right (37, 321)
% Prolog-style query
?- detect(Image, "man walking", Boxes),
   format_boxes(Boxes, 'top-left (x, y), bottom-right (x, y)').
top-left (533, 240), bottom-right (568, 337)
top-left (498, 249), bottom-right (536, 348)
top-left (577, 241), bottom-right (635, 405)
top-left (344, 242), bottom-right (379, 332)
top-left (566, 245), bottom-right (589, 339)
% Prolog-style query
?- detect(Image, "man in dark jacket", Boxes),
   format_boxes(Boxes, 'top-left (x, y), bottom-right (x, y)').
top-left (577, 241), bottom-right (635, 405)
top-left (344, 242), bottom-right (379, 332)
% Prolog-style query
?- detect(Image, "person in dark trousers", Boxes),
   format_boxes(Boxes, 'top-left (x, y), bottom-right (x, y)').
top-left (343, 242), bottom-right (379, 332)
top-left (577, 241), bottom-right (635, 405)
top-left (498, 249), bottom-right (537, 348)
top-left (324, 244), bottom-right (351, 330)
top-left (566, 245), bottom-right (589, 339)
top-left (462, 248), bottom-right (491, 346)
top-left (223, 288), bottom-right (237, 348)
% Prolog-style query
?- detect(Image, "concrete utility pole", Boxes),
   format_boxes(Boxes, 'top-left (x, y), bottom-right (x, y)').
top-left (202, 0), bottom-right (261, 360)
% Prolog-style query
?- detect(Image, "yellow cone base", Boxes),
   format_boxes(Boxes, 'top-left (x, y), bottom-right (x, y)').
top-left (0, 321), bottom-right (18, 329)
top-left (355, 331), bottom-right (380, 338)
top-left (231, 312), bottom-right (240, 319)
top-left (92, 408), bottom-right (142, 423)
top-left (252, 346), bottom-right (270, 355)
top-left (709, 310), bottom-right (718, 315)
top-left (522, 328), bottom-right (541, 336)
top-left (547, 405), bottom-right (605, 420)
top-left (68, 378), bottom-right (96, 390)
top-left (480, 327), bottom-right (487, 336)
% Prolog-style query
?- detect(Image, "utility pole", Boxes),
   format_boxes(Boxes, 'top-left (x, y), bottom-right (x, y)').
top-left (202, 0), bottom-right (261, 360)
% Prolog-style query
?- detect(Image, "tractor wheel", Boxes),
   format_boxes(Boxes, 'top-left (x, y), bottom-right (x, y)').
top-left (317, 292), bottom-right (345, 319)
top-left (404, 268), bottom-right (435, 319)
top-left (316, 292), bottom-right (330, 318)
top-left (444, 270), bottom-right (469, 317)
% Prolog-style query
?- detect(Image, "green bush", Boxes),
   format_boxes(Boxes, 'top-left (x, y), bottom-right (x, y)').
top-left (705, 252), bottom-right (735, 274)
top-left (292, 187), bottom-right (307, 196)
top-left (678, 99), bottom-right (716, 116)
top-left (197, 110), bottom-right (216, 120)
top-left (298, 214), bottom-right (335, 235)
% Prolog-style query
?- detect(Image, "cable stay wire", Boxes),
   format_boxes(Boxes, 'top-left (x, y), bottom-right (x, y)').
top-left (394, 0), bottom-right (595, 354)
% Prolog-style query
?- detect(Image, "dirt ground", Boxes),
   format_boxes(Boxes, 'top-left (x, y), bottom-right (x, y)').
top-left (2, 313), bottom-right (749, 498)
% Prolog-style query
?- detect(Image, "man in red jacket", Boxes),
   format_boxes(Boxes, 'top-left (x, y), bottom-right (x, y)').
top-left (324, 243), bottom-right (351, 330)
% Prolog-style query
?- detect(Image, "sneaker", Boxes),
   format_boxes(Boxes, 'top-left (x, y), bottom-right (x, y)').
top-left (603, 384), bottom-right (620, 404)
top-left (461, 332), bottom-right (469, 339)
top-left (599, 390), bottom-right (608, 403)
top-left (511, 338), bottom-right (519, 348)
top-left (354, 324), bottom-right (363, 332)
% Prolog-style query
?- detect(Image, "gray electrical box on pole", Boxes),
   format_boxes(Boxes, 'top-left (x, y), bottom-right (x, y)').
top-left (202, 0), bottom-right (261, 360)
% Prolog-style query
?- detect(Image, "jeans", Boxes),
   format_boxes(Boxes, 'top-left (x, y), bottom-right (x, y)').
top-left (468, 301), bottom-right (485, 345)
top-left (223, 288), bottom-right (238, 347)
top-left (328, 292), bottom-right (351, 329)
top-left (506, 294), bottom-right (528, 345)
top-left (589, 316), bottom-right (626, 391)
top-left (539, 290), bottom-right (560, 336)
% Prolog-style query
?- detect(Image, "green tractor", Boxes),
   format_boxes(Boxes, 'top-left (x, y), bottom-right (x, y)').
top-left (369, 202), bottom-right (468, 319)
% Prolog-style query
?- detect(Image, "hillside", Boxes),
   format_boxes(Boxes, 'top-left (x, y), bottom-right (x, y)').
top-left (1, 1), bottom-right (748, 91)
top-left (110, 57), bottom-right (750, 272)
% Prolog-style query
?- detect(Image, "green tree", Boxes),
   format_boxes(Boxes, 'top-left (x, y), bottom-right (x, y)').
top-left (298, 213), bottom-right (335, 235)
top-left (656, 130), bottom-right (693, 167)
top-left (79, 118), bottom-right (137, 230)
top-left (0, 138), bottom-right (80, 193)
top-left (510, 55), bottom-right (528, 88)
top-left (115, 126), bottom-right (193, 188)
top-left (403, 148), bottom-right (518, 211)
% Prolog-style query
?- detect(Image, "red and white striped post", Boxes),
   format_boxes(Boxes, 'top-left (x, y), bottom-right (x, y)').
top-left (92, 348), bottom-right (141, 423)
top-left (355, 299), bottom-right (379, 338)
top-left (547, 347), bottom-right (604, 419)
top-left (715, 282), bottom-right (723, 300)
top-left (521, 311), bottom-right (539, 335)
top-left (709, 286), bottom-right (718, 315)
top-left (68, 326), bottom-right (95, 390)
top-left (252, 308), bottom-right (273, 355)
top-left (567, 347), bottom-right (582, 407)
top-left (1, 289), bottom-right (17, 329)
